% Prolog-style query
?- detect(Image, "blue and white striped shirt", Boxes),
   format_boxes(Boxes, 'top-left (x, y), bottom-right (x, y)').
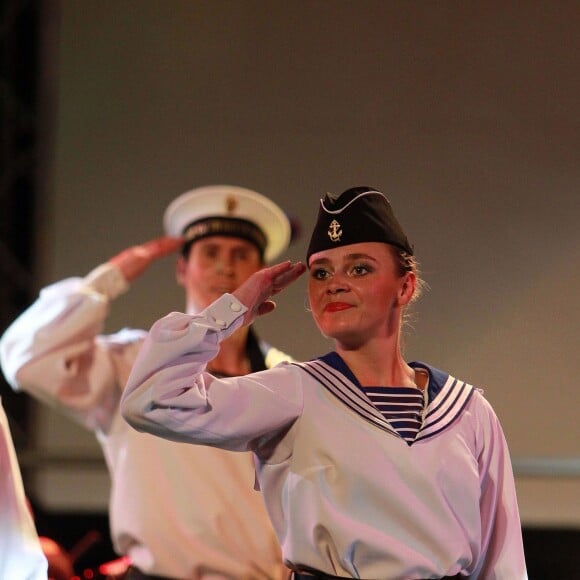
top-left (360, 386), bottom-right (425, 443)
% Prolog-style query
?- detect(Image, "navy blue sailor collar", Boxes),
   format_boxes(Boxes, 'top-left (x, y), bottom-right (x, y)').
top-left (293, 352), bottom-right (475, 444)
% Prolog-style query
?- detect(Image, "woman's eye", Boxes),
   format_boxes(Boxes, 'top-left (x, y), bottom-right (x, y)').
top-left (351, 264), bottom-right (370, 276)
top-left (311, 268), bottom-right (329, 280)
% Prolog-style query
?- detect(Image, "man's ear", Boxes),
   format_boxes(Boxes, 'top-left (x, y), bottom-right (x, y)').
top-left (176, 255), bottom-right (187, 287)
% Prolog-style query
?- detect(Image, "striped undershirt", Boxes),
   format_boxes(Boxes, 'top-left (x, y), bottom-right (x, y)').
top-left (359, 386), bottom-right (425, 444)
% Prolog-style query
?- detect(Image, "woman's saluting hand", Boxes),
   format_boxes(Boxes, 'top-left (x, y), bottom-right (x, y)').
top-left (233, 261), bottom-right (306, 324)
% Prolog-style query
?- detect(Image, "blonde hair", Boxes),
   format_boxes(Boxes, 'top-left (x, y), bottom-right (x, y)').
top-left (390, 247), bottom-right (428, 348)
top-left (390, 247), bottom-right (426, 304)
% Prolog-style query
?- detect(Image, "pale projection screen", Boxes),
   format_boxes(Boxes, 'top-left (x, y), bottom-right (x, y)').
top-left (23, 2), bottom-right (580, 527)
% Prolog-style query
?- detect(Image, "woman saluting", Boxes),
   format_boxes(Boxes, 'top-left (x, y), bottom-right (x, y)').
top-left (122, 186), bottom-right (527, 579)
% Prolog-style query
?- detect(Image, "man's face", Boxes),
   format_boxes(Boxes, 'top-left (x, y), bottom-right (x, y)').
top-left (177, 235), bottom-right (263, 312)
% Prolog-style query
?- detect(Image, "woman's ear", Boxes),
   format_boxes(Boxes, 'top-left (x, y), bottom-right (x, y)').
top-left (176, 255), bottom-right (187, 287)
top-left (399, 272), bottom-right (417, 306)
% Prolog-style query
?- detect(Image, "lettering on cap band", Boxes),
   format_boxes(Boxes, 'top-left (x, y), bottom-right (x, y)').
top-left (183, 217), bottom-right (267, 256)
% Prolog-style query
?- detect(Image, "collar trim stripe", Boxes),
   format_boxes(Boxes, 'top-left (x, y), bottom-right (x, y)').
top-left (294, 361), bottom-right (398, 437)
top-left (417, 379), bottom-right (475, 442)
top-left (294, 358), bottom-right (474, 445)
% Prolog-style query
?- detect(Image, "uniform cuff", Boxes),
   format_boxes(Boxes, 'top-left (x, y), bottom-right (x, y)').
top-left (203, 294), bottom-right (248, 337)
top-left (84, 263), bottom-right (130, 299)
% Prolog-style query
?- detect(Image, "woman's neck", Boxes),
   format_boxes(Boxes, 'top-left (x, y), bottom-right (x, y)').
top-left (335, 338), bottom-right (417, 388)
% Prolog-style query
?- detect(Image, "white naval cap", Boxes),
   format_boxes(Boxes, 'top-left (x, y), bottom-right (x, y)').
top-left (163, 185), bottom-right (291, 263)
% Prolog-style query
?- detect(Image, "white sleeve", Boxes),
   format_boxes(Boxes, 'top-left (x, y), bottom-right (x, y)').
top-left (472, 396), bottom-right (528, 579)
top-left (0, 263), bottom-right (140, 433)
top-left (0, 402), bottom-right (47, 579)
top-left (121, 293), bottom-right (303, 452)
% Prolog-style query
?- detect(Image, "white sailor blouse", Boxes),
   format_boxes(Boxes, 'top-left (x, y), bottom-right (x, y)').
top-left (122, 293), bottom-right (528, 579)
top-left (0, 264), bottom-right (288, 580)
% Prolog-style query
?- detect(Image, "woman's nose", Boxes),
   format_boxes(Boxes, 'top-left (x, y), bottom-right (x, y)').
top-left (326, 276), bottom-right (348, 294)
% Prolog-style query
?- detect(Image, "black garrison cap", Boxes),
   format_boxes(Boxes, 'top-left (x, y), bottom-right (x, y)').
top-left (306, 186), bottom-right (413, 263)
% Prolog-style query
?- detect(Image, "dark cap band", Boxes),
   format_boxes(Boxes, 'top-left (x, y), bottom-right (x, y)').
top-left (183, 217), bottom-right (267, 258)
top-left (306, 186), bottom-right (413, 263)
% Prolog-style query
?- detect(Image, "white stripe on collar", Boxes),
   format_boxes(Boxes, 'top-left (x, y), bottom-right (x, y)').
top-left (417, 376), bottom-right (475, 442)
top-left (294, 359), bottom-right (475, 445)
top-left (294, 359), bottom-right (399, 438)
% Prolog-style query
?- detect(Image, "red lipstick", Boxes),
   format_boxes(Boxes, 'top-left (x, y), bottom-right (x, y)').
top-left (324, 302), bottom-right (354, 313)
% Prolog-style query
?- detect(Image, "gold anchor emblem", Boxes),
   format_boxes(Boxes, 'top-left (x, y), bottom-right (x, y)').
top-left (327, 219), bottom-right (342, 242)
